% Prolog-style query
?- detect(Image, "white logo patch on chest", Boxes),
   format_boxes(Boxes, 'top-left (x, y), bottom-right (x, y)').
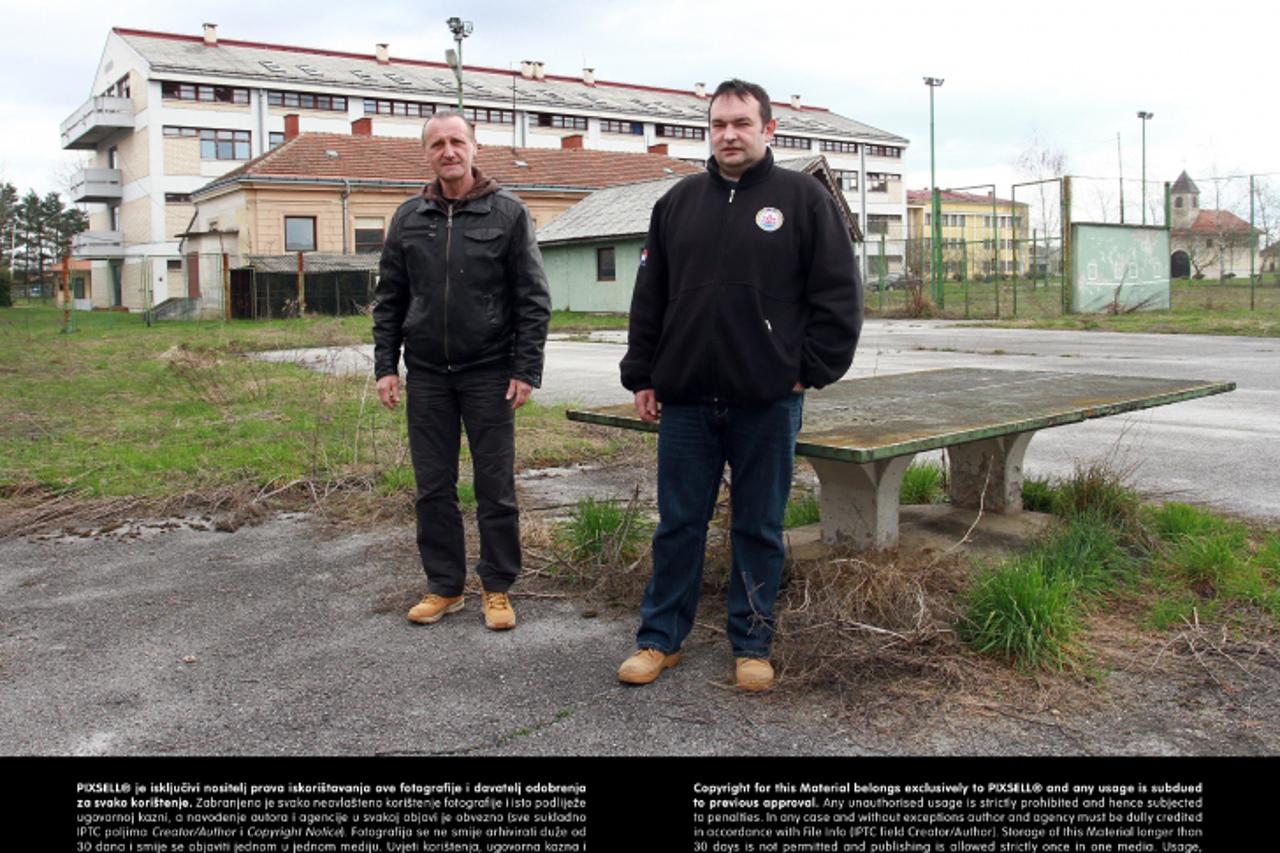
top-left (755, 207), bottom-right (784, 232)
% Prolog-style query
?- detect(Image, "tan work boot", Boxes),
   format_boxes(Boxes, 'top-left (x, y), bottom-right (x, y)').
top-left (481, 591), bottom-right (516, 630)
top-left (735, 657), bottom-right (775, 692)
top-left (407, 593), bottom-right (464, 625)
top-left (617, 648), bottom-right (682, 685)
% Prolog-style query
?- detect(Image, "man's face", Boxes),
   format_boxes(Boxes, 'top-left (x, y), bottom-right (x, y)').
top-left (423, 115), bottom-right (476, 183)
top-left (709, 93), bottom-right (776, 178)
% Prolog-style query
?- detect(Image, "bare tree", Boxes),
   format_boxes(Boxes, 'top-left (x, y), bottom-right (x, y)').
top-left (1013, 131), bottom-right (1069, 282)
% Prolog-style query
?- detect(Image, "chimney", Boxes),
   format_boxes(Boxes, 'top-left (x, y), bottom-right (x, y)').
top-left (532, 61), bottom-right (546, 81)
top-left (284, 113), bottom-right (300, 141)
top-left (375, 43), bottom-right (389, 65)
top-left (561, 134), bottom-right (584, 149)
top-left (352, 117), bottom-right (373, 137)
top-left (583, 67), bottom-right (595, 86)
top-left (790, 94), bottom-right (802, 109)
top-left (520, 61), bottom-right (534, 80)
top-left (202, 23), bottom-right (218, 46)
top-left (694, 82), bottom-right (706, 99)
top-left (648, 143), bottom-right (668, 156)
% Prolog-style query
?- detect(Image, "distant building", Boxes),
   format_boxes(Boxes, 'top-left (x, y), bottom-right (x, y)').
top-left (905, 189), bottom-right (1031, 279)
top-left (536, 156), bottom-right (859, 313)
top-left (1168, 171), bottom-right (1259, 279)
top-left (61, 24), bottom-right (909, 311)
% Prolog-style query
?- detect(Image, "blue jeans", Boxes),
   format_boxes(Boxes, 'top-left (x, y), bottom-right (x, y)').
top-left (636, 393), bottom-right (804, 658)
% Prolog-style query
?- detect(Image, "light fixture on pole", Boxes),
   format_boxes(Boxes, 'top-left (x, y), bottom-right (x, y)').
top-left (1137, 110), bottom-right (1153, 224)
top-left (446, 17), bottom-right (473, 111)
top-left (925, 77), bottom-right (945, 306)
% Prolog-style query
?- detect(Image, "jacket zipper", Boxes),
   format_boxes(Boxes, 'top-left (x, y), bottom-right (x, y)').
top-left (444, 203), bottom-right (454, 370)
top-left (711, 183), bottom-right (736, 399)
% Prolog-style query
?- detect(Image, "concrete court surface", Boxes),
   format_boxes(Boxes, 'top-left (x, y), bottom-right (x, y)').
top-left (2, 321), bottom-right (1278, 757)
top-left (260, 319), bottom-right (1280, 520)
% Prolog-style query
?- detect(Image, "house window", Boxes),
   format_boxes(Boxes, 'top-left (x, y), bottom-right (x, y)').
top-left (110, 204), bottom-right (121, 231)
top-left (462, 107), bottom-right (514, 125)
top-left (867, 172), bottom-right (900, 193)
top-left (867, 214), bottom-right (900, 235)
top-left (537, 113), bottom-right (589, 130)
top-left (362, 98), bottom-right (435, 117)
top-left (656, 124), bottom-right (705, 141)
top-left (268, 132), bottom-right (286, 149)
top-left (199, 129), bottom-right (251, 160)
top-left (107, 146), bottom-right (118, 169)
top-left (164, 193), bottom-right (192, 204)
top-left (1175, 197), bottom-right (1184, 208)
top-left (284, 217), bottom-right (317, 252)
top-left (773, 134), bottom-right (810, 150)
top-left (354, 217), bottom-right (384, 253)
top-left (601, 119), bottom-right (642, 135)
top-left (832, 169), bottom-right (858, 191)
top-left (596, 247), bottom-right (616, 281)
top-left (819, 140), bottom-right (858, 154)
top-left (162, 81), bottom-right (249, 104)
top-left (865, 144), bottom-right (902, 158)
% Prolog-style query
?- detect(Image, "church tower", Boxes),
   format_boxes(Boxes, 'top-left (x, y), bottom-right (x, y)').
top-left (1170, 171), bottom-right (1200, 229)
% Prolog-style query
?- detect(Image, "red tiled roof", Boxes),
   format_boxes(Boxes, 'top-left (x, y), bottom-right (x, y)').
top-left (201, 133), bottom-right (701, 193)
top-left (906, 188), bottom-right (1020, 206)
top-left (1175, 209), bottom-right (1255, 235)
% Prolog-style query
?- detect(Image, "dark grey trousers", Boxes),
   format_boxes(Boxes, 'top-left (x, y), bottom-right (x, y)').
top-left (405, 366), bottom-right (520, 595)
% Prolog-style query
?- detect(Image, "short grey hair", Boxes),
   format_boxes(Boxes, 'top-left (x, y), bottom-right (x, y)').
top-left (422, 109), bottom-right (476, 144)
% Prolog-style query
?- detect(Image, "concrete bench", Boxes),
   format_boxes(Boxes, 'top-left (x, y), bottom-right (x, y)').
top-left (565, 368), bottom-right (1235, 550)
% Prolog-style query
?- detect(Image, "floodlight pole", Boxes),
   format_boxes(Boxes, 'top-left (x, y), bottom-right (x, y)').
top-left (1137, 111), bottom-right (1153, 224)
top-left (925, 77), bottom-right (945, 307)
top-left (446, 17), bottom-right (473, 111)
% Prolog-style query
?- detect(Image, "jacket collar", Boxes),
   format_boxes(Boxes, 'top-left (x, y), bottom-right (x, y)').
top-left (415, 167), bottom-right (501, 214)
top-left (707, 147), bottom-right (774, 190)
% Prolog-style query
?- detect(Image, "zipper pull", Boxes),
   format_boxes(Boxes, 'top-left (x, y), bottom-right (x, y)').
top-left (729, 188), bottom-right (736, 204)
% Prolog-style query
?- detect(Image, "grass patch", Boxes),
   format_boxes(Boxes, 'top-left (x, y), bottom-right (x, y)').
top-left (961, 560), bottom-right (1081, 670)
top-left (1049, 461), bottom-right (1141, 527)
top-left (901, 461), bottom-right (945, 505)
top-left (551, 494), bottom-right (652, 583)
top-left (1021, 476), bottom-right (1058, 513)
top-left (549, 311), bottom-right (629, 332)
top-left (784, 493), bottom-right (821, 529)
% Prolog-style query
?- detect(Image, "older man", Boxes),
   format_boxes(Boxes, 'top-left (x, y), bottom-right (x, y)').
top-left (373, 110), bottom-right (551, 631)
top-left (619, 79), bottom-right (862, 690)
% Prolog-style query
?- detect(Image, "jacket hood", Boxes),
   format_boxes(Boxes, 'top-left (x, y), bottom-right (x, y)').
top-left (423, 167), bottom-right (501, 204)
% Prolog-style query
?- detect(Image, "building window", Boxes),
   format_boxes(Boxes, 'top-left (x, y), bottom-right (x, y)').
top-left (819, 140), bottom-right (858, 154)
top-left (537, 113), bottom-right (589, 130)
top-left (832, 169), bottom-right (858, 192)
top-left (773, 134), bottom-right (810, 150)
top-left (284, 217), bottom-right (317, 252)
top-left (867, 214), bottom-right (901, 235)
top-left (199, 129), bottom-right (251, 160)
top-left (268, 132), bottom-right (285, 149)
top-left (596, 246), bottom-right (616, 282)
top-left (657, 124), bottom-right (705, 141)
top-left (162, 81), bottom-right (249, 105)
top-left (354, 217), bottom-right (384, 253)
top-left (463, 107), bottom-right (514, 125)
top-left (866, 172), bottom-right (900, 193)
top-left (865, 144), bottom-right (902, 158)
top-left (163, 126), bottom-right (199, 138)
top-left (269, 91), bottom-right (348, 112)
top-left (601, 119), bottom-right (643, 135)
top-left (109, 205), bottom-right (121, 232)
top-left (164, 193), bottom-right (192, 204)
top-left (363, 98), bottom-right (436, 118)
top-left (1175, 197), bottom-right (1184, 208)
top-left (105, 74), bottom-right (131, 99)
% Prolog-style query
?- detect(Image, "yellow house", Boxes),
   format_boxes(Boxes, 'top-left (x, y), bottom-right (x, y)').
top-left (905, 189), bottom-right (1031, 278)
top-left (184, 121), bottom-right (699, 317)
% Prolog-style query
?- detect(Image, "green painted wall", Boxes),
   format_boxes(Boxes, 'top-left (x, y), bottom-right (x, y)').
top-left (541, 238), bottom-right (644, 313)
top-left (1071, 224), bottom-right (1171, 313)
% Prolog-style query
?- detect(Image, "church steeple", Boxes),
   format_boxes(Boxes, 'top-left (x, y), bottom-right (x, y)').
top-left (1170, 171), bottom-right (1200, 228)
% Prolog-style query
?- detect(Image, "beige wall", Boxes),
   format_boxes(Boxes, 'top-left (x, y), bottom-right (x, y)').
top-left (164, 136), bottom-right (202, 177)
top-left (121, 197), bottom-right (150, 247)
top-left (115, 125), bottom-right (149, 181)
top-left (130, 69), bottom-right (148, 112)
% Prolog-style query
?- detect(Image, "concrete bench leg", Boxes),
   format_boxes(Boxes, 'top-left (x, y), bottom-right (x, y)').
top-left (947, 432), bottom-right (1034, 513)
top-left (808, 454), bottom-right (916, 550)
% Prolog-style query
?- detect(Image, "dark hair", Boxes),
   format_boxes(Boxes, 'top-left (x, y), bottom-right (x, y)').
top-left (709, 79), bottom-right (772, 125)
top-left (422, 109), bottom-right (476, 143)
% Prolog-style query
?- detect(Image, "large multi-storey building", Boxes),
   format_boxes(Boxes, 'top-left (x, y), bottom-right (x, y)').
top-left (905, 189), bottom-right (1031, 279)
top-left (62, 24), bottom-right (909, 310)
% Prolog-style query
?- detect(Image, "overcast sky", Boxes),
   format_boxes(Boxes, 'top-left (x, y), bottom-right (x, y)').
top-left (3, 0), bottom-right (1277, 217)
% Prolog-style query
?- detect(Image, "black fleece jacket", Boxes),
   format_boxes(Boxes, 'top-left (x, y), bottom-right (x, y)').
top-left (620, 149), bottom-right (862, 405)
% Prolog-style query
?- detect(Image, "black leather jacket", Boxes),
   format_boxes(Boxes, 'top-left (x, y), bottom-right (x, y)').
top-left (373, 171), bottom-right (551, 386)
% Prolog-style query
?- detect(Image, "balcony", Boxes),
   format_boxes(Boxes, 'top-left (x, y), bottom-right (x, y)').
top-left (61, 96), bottom-right (134, 150)
top-left (69, 168), bottom-right (123, 203)
top-left (72, 230), bottom-right (125, 259)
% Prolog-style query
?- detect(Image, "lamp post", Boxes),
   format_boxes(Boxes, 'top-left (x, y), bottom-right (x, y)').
top-left (446, 17), bottom-right (473, 111)
top-left (925, 77), bottom-right (945, 306)
top-left (1137, 110), bottom-right (1153, 224)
